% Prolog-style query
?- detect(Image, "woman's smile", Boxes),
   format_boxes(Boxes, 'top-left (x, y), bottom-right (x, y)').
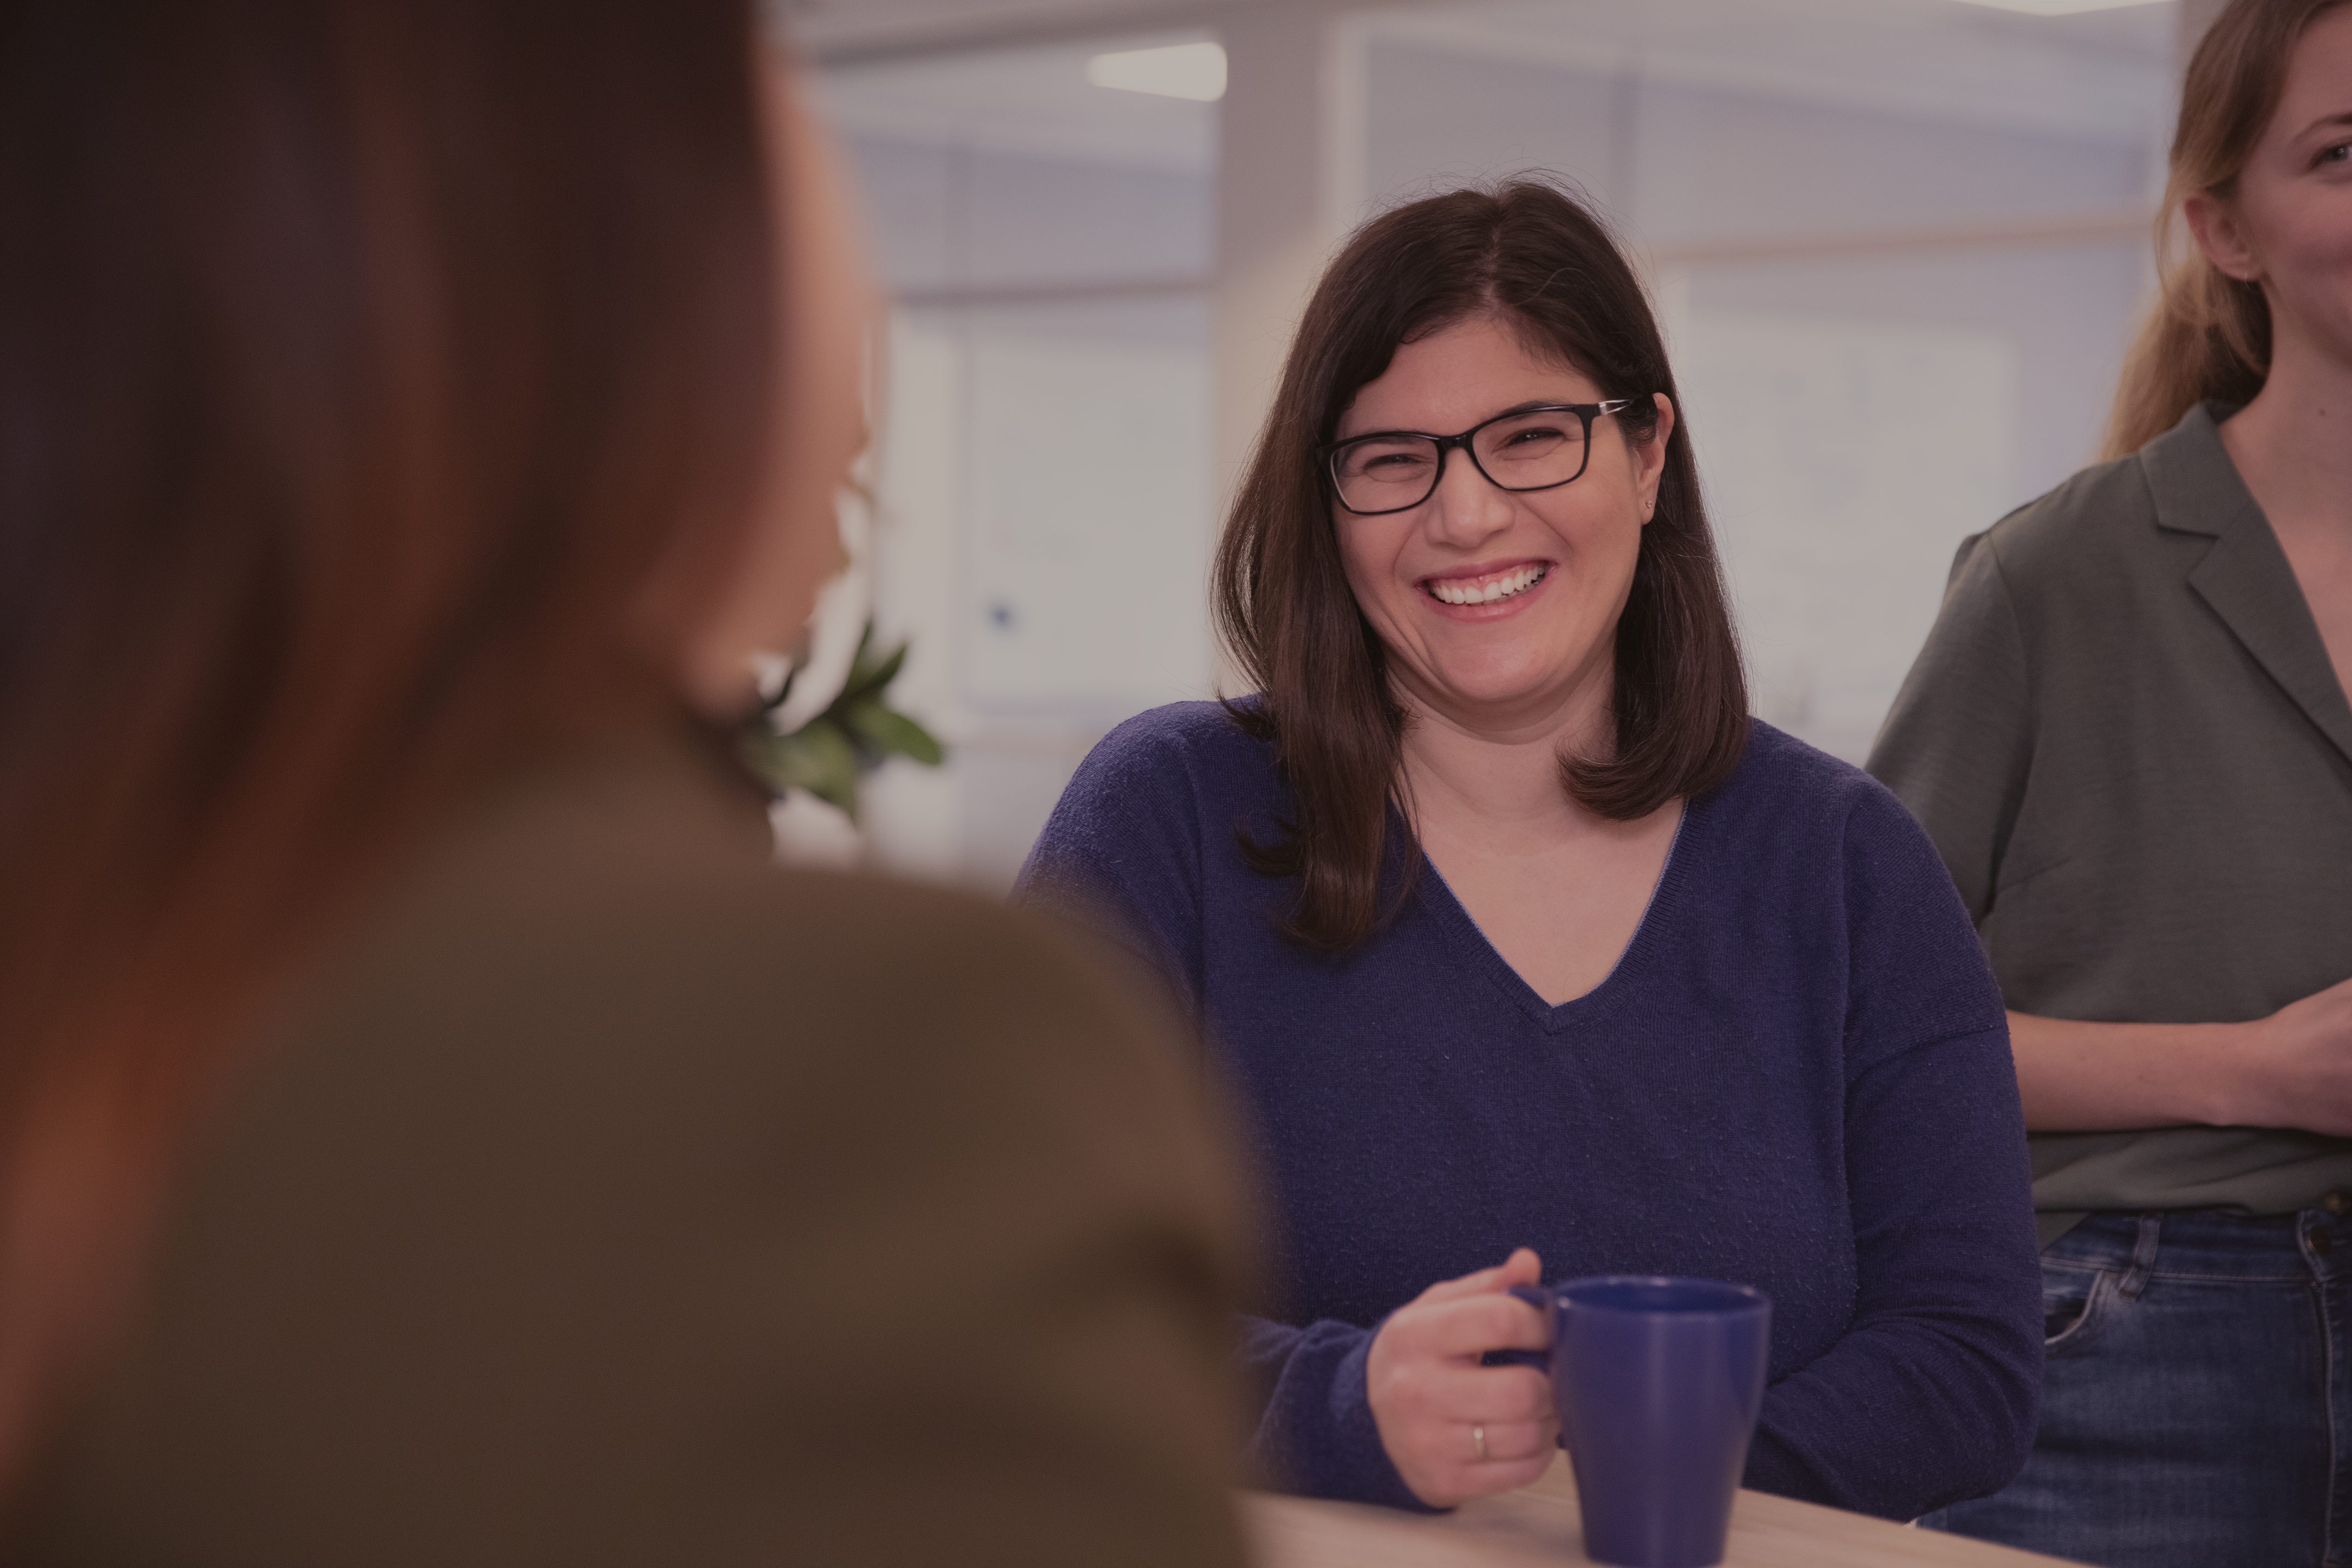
top-left (1420, 559), bottom-right (1553, 616)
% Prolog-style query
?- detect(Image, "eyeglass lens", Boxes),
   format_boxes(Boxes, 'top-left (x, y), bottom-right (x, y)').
top-left (1331, 409), bottom-right (1592, 514)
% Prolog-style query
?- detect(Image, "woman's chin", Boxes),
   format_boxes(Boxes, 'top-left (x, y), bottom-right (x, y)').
top-left (1402, 659), bottom-right (1605, 730)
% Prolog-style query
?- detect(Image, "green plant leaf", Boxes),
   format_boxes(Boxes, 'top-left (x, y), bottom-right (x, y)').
top-left (841, 698), bottom-right (944, 767)
top-left (840, 634), bottom-right (907, 705)
top-left (736, 616), bottom-right (944, 821)
top-left (742, 716), bottom-right (861, 819)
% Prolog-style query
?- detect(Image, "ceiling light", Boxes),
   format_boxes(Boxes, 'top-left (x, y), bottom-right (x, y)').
top-left (1085, 42), bottom-right (1227, 102)
top-left (1944, 0), bottom-right (2167, 13)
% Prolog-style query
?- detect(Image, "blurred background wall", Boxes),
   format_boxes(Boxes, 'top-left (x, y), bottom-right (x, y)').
top-left (769, 0), bottom-right (2222, 891)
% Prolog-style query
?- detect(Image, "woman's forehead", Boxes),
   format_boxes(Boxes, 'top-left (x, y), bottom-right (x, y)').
top-left (1338, 316), bottom-right (1597, 434)
top-left (2270, 6), bottom-right (2352, 151)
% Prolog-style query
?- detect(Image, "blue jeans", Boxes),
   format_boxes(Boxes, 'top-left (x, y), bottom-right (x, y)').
top-left (1920, 1206), bottom-right (2351, 1568)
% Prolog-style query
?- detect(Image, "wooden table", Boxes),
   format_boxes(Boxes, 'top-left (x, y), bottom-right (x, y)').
top-left (1243, 1454), bottom-right (2084, 1567)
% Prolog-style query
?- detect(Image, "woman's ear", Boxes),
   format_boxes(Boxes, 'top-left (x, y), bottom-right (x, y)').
top-left (1635, 391), bottom-right (1675, 522)
top-left (2185, 190), bottom-right (2262, 283)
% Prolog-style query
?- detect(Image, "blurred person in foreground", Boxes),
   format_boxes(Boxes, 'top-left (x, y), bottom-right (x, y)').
top-left (1871, 1), bottom-right (2352, 1563)
top-left (1015, 179), bottom-right (2041, 1521)
top-left (0, 3), bottom-right (1250, 1563)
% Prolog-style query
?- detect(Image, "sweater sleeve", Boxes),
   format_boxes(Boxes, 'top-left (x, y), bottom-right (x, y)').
top-left (1015, 711), bottom-right (1432, 1511)
top-left (1741, 786), bottom-right (2042, 1518)
top-left (1236, 1318), bottom-right (1433, 1510)
top-left (1014, 715), bottom-right (1212, 1020)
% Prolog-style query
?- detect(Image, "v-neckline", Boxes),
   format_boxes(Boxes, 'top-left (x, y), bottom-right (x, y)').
top-left (1412, 800), bottom-right (1694, 1034)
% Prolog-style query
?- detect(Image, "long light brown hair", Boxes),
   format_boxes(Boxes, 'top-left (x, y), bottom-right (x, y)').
top-left (0, 0), bottom-right (774, 1491)
top-left (1214, 180), bottom-right (1748, 951)
top-left (2104, 0), bottom-right (2351, 456)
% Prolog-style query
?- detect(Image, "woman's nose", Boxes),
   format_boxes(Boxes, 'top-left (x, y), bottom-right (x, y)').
top-left (1425, 447), bottom-right (1513, 544)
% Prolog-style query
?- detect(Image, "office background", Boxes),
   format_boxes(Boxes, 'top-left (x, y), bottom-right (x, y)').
top-left (767, 0), bottom-right (2220, 888)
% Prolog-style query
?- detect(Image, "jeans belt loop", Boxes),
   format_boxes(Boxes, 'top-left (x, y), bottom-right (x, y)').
top-left (2118, 1212), bottom-right (2162, 1299)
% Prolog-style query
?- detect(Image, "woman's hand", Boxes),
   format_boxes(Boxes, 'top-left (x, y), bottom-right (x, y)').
top-left (1364, 1247), bottom-right (1557, 1508)
top-left (2240, 974), bottom-right (2352, 1133)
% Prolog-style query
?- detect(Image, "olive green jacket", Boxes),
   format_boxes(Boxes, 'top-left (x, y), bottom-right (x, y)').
top-left (1871, 402), bottom-right (2352, 1245)
top-left (10, 726), bottom-right (1251, 1567)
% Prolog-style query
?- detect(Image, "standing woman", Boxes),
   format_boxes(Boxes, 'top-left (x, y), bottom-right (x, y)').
top-left (1872, 2), bottom-right (2352, 1563)
top-left (0, 3), bottom-right (1250, 1562)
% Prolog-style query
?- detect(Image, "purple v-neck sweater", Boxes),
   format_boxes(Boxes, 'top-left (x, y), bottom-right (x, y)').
top-left (1014, 703), bottom-right (2039, 1521)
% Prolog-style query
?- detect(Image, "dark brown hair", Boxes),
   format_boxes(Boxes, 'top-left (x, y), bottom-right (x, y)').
top-left (1213, 178), bottom-right (1747, 951)
top-left (2104, 0), bottom-right (2350, 456)
top-left (0, 0), bottom-right (773, 1487)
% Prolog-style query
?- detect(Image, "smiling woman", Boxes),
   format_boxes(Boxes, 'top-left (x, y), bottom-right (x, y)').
top-left (1870, 1), bottom-right (2352, 1562)
top-left (1016, 178), bottom-right (2043, 1523)
top-left (1326, 322), bottom-right (1681, 1004)
top-left (1214, 187), bottom-right (1745, 954)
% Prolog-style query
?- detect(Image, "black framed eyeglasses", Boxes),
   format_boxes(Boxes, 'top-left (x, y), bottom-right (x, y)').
top-left (1320, 399), bottom-right (1641, 517)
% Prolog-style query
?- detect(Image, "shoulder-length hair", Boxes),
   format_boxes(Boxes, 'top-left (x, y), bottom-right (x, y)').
top-left (1213, 178), bottom-right (1747, 952)
top-left (0, 0), bottom-right (773, 1488)
top-left (2104, 0), bottom-right (2350, 456)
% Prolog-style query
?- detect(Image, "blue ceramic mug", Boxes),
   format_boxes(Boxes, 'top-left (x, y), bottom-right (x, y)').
top-left (1506, 1276), bottom-right (1770, 1568)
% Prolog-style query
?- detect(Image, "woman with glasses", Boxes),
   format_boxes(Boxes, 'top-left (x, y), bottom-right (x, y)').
top-left (1016, 179), bottom-right (2041, 1519)
top-left (1872, 2), bottom-right (2352, 1562)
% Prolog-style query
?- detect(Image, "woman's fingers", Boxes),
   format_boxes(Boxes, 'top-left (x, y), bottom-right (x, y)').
top-left (1368, 1344), bottom-right (1553, 1435)
top-left (1386, 1289), bottom-right (1551, 1360)
top-left (1367, 1348), bottom-right (1557, 1504)
top-left (1407, 1251), bottom-right (1551, 1356)
top-left (1369, 1249), bottom-right (1558, 1507)
top-left (1440, 1365), bottom-right (1554, 1427)
top-left (1415, 1246), bottom-right (1544, 1305)
top-left (1471, 1417), bottom-right (1556, 1465)
top-left (2249, 975), bottom-right (2352, 1131)
top-left (1473, 1290), bottom-right (1552, 1351)
top-left (1392, 1406), bottom-right (1559, 1507)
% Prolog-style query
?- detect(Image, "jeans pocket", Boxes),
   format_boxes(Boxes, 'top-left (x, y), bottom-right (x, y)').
top-left (2041, 1268), bottom-right (2115, 1357)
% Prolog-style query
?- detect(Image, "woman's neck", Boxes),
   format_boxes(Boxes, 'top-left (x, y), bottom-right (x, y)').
top-left (2219, 335), bottom-right (2352, 701)
top-left (2220, 339), bottom-right (2352, 537)
top-left (1389, 664), bottom-right (1684, 1008)
top-left (1393, 672), bottom-right (1613, 845)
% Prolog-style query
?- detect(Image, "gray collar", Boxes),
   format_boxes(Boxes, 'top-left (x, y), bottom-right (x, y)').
top-left (2143, 400), bottom-right (2352, 767)
top-left (2140, 401), bottom-right (2259, 541)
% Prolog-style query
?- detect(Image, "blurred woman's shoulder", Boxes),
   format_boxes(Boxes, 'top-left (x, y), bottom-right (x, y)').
top-left (14, 718), bottom-right (1252, 1567)
top-left (279, 718), bottom-right (1201, 1105)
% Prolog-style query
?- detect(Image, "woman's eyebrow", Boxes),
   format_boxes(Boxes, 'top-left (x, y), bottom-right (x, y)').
top-left (2293, 107), bottom-right (2352, 141)
top-left (1350, 400), bottom-right (1579, 434)
top-left (1335, 398), bottom-right (1587, 443)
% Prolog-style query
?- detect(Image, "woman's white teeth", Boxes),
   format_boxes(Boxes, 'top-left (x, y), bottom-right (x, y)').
top-left (1430, 565), bottom-right (1547, 605)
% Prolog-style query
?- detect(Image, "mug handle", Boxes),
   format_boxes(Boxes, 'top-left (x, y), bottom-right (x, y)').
top-left (1481, 1282), bottom-right (1554, 1369)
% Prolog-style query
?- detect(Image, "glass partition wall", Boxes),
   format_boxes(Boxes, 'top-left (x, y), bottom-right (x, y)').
top-left (793, 0), bottom-right (2187, 890)
top-left (801, 32), bottom-right (1218, 887)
